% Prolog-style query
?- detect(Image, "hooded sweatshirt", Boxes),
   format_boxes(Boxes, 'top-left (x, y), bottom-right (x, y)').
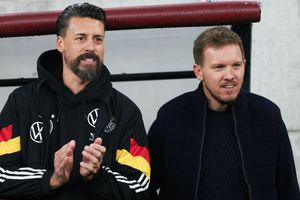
top-left (0, 50), bottom-right (150, 200)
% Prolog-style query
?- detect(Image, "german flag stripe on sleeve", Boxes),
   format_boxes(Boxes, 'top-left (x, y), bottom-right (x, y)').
top-left (0, 137), bottom-right (21, 156)
top-left (116, 138), bottom-right (150, 179)
top-left (0, 125), bottom-right (21, 156)
top-left (129, 138), bottom-right (150, 163)
top-left (0, 125), bottom-right (13, 142)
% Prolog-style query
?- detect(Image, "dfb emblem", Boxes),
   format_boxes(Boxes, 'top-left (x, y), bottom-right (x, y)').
top-left (87, 108), bottom-right (100, 128)
top-left (30, 122), bottom-right (44, 143)
top-left (104, 116), bottom-right (116, 133)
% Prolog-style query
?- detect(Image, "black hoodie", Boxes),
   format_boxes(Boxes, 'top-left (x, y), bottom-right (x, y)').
top-left (0, 50), bottom-right (150, 200)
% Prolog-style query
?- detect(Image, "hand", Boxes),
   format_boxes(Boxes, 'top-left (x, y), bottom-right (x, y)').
top-left (80, 137), bottom-right (106, 181)
top-left (50, 140), bottom-right (76, 190)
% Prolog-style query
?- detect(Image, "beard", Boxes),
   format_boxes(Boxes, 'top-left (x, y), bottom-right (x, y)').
top-left (204, 83), bottom-right (236, 106)
top-left (65, 51), bottom-right (102, 82)
top-left (202, 75), bottom-right (239, 107)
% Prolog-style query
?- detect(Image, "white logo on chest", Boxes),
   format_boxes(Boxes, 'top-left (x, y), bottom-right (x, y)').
top-left (87, 108), bottom-right (100, 128)
top-left (30, 122), bottom-right (44, 143)
top-left (29, 115), bottom-right (54, 144)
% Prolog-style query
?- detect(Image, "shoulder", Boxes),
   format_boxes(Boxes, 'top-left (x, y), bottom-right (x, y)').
top-left (157, 90), bottom-right (198, 120)
top-left (111, 88), bottom-right (141, 114)
top-left (159, 90), bottom-right (197, 113)
top-left (246, 91), bottom-right (280, 111)
top-left (0, 81), bottom-right (38, 116)
top-left (241, 91), bottom-right (281, 118)
top-left (9, 81), bottom-right (38, 104)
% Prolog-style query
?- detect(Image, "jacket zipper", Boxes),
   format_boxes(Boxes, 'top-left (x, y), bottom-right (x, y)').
top-left (196, 102), bottom-right (207, 200)
top-left (231, 107), bottom-right (252, 200)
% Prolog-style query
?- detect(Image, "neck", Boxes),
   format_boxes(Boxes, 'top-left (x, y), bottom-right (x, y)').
top-left (63, 65), bottom-right (89, 94)
top-left (208, 100), bottom-right (229, 112)
top-left (207, 101), bottom-right (229, 112)
top-left (203, 90), bottom-right (230, 112)
top-left (202, 84), bottom-right (230, 112)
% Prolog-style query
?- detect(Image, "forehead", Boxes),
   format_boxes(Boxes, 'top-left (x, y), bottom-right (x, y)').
top-left (204, 44), bottom-right (243, 61)
top-left (66, 17), bottom-right (105, 36)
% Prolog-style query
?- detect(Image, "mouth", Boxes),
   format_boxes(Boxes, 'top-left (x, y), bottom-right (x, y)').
top-left (221, 83), bottom-right (236, 89)
top-left (80, 58), bottom-right (96, 65)
top-left (76, 52), bottom-right (100, 66)
top-left (220, 83), bottom-right (238, 94)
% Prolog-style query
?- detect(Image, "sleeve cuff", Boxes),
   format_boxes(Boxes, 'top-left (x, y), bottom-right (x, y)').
top-left (40, 169), bottom-right (58, 195)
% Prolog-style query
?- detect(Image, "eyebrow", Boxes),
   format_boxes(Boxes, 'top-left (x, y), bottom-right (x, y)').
top-left (74, 33), bottom-right (104, 38)
top-left (210, 60), bottom-right (243, 67)
top-left (233, 61), bottom-right (244, 65)
top-left (211, 63), bottom-right (225, 67)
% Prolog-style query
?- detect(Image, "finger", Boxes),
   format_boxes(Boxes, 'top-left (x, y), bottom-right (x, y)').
top-left (84, 145), bottom-right (105, 159)
top-left (84, 146), bottom-right (105, 166)
top-left (90, 143), bottom-right (106, 153)
top-left (54, 150), bottom-right (67, 169)
top-left (82, 149), bottom-right (100, 165)
top-left (56, 156), bottom-right (69, 174)
top-left (67, 140), bottom-right (76, 151)
top-left (54, 140), bottom-right (75, 168)
top-left (64, 140), bottom-right (76, 158)
top-left (80, 162), bottom-right (98, 174)
top-left (55, 140), bottom-right (76, 157)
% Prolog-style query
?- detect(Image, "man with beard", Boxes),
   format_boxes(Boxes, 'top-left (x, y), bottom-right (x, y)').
top-left (0, 3), bottom-right (150, 200)
top-left (148, 26), bottom-right (300, 200)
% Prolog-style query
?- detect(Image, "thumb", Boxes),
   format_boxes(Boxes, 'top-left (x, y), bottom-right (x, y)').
top-left (94, 137), bottom-right (102, 145)
top-left (68, 140), bottom-right (76, 151)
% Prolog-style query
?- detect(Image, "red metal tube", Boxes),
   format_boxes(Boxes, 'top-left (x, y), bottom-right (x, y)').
top-left (0, 1), bottom-right (261, 37)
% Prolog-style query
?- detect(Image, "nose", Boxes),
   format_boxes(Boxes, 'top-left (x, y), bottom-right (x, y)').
top-left (85, 38), bottom-right (95, 52)
top-left (224, 67), bottom-right (234, 80)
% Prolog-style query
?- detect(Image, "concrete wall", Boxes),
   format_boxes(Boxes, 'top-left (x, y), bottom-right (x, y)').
top-left (251, 0), bottom-right (300, 181)
top-left (0, 0), bottom-right (300, 181)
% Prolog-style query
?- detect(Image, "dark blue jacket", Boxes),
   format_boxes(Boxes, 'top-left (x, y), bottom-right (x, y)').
top-left (148, 84), bottom-right (300, 200)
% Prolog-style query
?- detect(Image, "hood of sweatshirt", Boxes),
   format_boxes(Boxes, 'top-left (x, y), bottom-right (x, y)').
top-left (36, 49), bottom-right (112, 105)
top-left (35, 49), bottom-right (114, 168)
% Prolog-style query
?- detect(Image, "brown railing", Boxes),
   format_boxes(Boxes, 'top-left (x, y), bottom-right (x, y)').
top-left (0, 1), bottom-right (261, 90)
top-left (0, 1), bottom-right (261, 37)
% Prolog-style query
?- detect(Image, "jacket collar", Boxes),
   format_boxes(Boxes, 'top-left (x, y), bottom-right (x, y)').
top-left (194, 82), bottom-right (248, 123)
top-left (232, 89), bottom-right (248, 123)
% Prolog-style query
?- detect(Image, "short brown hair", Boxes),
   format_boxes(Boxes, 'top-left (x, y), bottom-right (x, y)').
top-left (193, 26), bottom-right (245, 65)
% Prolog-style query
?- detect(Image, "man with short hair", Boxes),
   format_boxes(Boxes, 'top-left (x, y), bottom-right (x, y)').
top-left (148, 26), bottom-right (300, 200)
top-left (0, 3), bottom-right (149, 200)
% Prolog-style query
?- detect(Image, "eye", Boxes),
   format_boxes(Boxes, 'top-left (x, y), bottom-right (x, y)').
top-left (95, 37), bottom-right (103, 44)
top-left (75, 36), bottom-right (85, 41)
top-left (233, 63), bottom-right (242, 69)
top-left (213, 65), bottom-right (225, 70)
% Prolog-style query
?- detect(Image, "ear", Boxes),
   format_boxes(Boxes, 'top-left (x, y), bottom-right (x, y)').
top-left (56, 36), bottom-right (64, 53)
top-left (193, 64), bottom-right (203, 81)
